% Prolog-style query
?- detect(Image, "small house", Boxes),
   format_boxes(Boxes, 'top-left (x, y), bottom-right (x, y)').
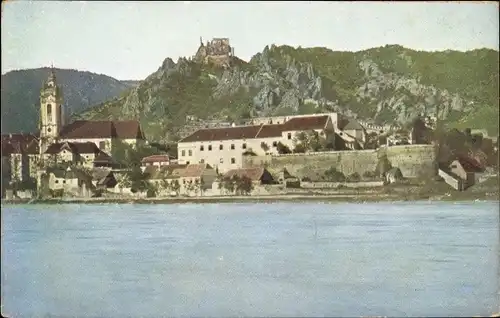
top-left (92, 168), bottom-right (117, 190)
top-left (141, 154), bottom-right (172, 168)
top-left (448, 156), bottom-right (484, 189)
top-left (223, 167), bottom-right (275, 185)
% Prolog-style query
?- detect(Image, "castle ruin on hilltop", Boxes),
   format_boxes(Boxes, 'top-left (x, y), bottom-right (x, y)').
top-left (194, 37), bottom-right (234, 68)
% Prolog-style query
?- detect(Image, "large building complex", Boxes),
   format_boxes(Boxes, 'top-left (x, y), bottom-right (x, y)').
top-left (1, 68), bottom-right (145, 191)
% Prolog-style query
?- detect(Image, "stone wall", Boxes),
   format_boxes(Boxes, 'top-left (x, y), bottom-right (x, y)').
top-left (243, 145), bottom-right (436, 180)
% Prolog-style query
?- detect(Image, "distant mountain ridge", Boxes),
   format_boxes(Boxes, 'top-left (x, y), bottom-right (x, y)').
top-left (1, 68), bottom-right (141, 134)
top-left (75, 43), bottom-right (499, 142)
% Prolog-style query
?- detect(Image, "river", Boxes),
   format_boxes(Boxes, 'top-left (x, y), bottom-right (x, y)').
top-left (1, 201), bottom-right (499, 317)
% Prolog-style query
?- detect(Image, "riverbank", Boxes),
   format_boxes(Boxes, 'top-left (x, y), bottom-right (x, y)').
top-left (2, 178), bottom-right (498, 205)
top-left (2, 190), bottom-right (498, 205)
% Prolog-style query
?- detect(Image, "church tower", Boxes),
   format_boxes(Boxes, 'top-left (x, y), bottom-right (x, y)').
top-left (39, 66), bottom-right (64, 154)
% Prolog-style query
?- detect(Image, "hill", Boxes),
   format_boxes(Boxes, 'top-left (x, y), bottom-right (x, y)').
top-left (1, 68), bottom-right (140, 134)
top-left (75, 44), bottom-right (499, 142)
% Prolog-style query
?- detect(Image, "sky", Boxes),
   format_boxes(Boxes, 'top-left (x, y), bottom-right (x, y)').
top-left (1, 1), bottom-right (498, 80)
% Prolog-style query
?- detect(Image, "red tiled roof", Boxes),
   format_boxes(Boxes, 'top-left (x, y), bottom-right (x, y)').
top-left (281, 115), bottom-right (329, 131)
top-left (179, 163), bottom-right (213, 178)
top-left (45, 142), bottom-right (101, 155)
top-left (180, 115), bottom-right (331, 143)
top-left (112, 120), bottom-right (145, 139)
top-left (1, 133), bottom-right (39, 155)
top-left (179, 125), bottom-right (262, 142)
top-left (94, 151), bottom-right (114, 163)
top-left (455, 155), bottom-right (484, 173)
top-left (255, 124), bottom-right (284, 138)
top-left (224, 167), bottom-right (266, 181)
top-left (59, 120), bottom-right (143, 139)
top-left (141, 154), bottom-right (170, 163)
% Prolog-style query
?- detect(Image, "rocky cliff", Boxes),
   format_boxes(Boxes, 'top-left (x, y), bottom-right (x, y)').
top-left (75, 44), bottom-right (499, 141)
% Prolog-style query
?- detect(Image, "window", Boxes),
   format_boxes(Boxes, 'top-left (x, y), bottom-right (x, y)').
top-left (208, 145), bottom-right (212, 151)
top-left (47, 104), bottom-right (52, 118)
top-left (200, 159), bottom-right (205, 163)
top-left (231, 158), bottom-right (236, 164)
top-left (450, 164), bottom-right (457, 169)
top-left (219, 144), bottom-right (223, 150)
top-left (200, 145), bottom-right (204, 151)
top-left (188, 150), bottom-right (192, 156)
top-left (287, 133), bottom-right (292, 140)
top-left (231, 144), bottom-right (235, 150)
top-left (181, 150), bottom-right (185, 156)
top-left (220, 158), bottom-right (224, 163)
top-left (63, 180), bottom-right (66, 184)
top-left (242, 143), bottom-right (247, 149)
top-left (47, 128), bottom-right (52, 133)
top-left (55, 180), bottom-right (59, 184)
top-left (186, 161), bottom-right (190, 164)
top-left (99, 141), bottom-right (106, 150)
top-left (272, 141), bottom-right (278, 147)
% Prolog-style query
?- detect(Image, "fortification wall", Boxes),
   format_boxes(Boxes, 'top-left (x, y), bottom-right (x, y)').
top-left (242, 145), bottom-right (436, 180)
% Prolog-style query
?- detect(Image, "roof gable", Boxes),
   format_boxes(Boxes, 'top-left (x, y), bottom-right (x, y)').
top-left (224, 167), bottom-right (266, 181)
top-left (452, 156), bottom-right (484, 173)
top-left (1, 133), bottom-right (39, 155)
top-left (281, 115), bottom-right (329, 132)
top-left (343, 119), bottom-right (364, 131)
top-left (58, 120), bottom-right (143, 139)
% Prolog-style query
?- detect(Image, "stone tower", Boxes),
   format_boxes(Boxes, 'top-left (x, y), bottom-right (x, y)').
top-left (39, 66), bottom-right (64, 154)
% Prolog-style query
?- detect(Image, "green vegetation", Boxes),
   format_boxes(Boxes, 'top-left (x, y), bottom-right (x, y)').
top-left (72, 45), bottom-right (498, 141)
top-left (219, 175), bottom-right (254, 195)
top-left (323, 167), bottom-right (346, 182)
top-left (1, 68), bottom-right (137, 134)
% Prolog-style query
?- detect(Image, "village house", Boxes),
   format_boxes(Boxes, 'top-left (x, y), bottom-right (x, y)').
top-left (223, 167), bottom-right (275, 185)
top-left (177, 115), bottom-right (335, 173)
top-left (43, 141), bottom-right (103, 168)
top-left (91, 168), bottom-right (117, 191)
top-left (141, 154), bottom-right (175, 169)
top-left (145, 163), bottom-right (217, 196)
top-left (1, 133), bottom-right (40, 182)
top-left (438, 156), bottom-right (485, 191)
top-left (1, 68), bottom-right (146, 196)
top-left (43, 166), bottom-right (94, 197)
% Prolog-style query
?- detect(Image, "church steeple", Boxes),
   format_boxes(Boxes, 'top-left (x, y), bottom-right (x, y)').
top-left (39, 65), bottom-right (64, 154)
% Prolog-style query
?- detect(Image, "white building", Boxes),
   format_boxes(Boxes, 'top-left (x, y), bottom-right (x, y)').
top-left (177, 115), bottom-right (335, 173)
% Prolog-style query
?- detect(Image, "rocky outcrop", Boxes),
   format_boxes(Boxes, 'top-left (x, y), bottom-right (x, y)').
top-left (76, 44), bottom-right (499, 141)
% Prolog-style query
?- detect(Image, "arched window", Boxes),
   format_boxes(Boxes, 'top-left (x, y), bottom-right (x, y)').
top-left (47, 104), bottom-right (52, 119)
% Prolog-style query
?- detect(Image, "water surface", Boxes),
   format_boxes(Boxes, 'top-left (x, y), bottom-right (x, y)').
top-left (2, 201), bottom-right (499, 317)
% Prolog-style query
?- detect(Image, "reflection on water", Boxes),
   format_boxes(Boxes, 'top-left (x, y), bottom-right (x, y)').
top-left (1, 201), bottom-right (499, 317)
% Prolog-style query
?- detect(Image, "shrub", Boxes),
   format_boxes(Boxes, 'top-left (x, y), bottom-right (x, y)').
top-left (347, 172), bottom-right (361, 182)
top-left (362, 170), bottom-right (378, 180)
top-left (323, 167), bottom-right (346, 182)
top-left (293, 143), bottom-right (306, 153)
top-left (277, 142), bottom-right (292, 154)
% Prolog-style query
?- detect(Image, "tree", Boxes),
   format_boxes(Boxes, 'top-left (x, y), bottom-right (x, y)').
top-left (118, 173), bottom-right (132, 193)
top-left (185, 179), bottom-right (195, 195)
top-left (346, 172), bottom-right (361, 182)
top-left (235, 175), bottom-right (253, 195)
top-left (222, 176), bottom-right (236, 194)
top-left (260, 142), bottom-right (269, 153)
top-left (127, 166), bottom-right (149, 193)
top-left (323, 167), bottom-right (346, 182)
top-left (194, 178), bottom-right (203, 196)
top-left (170, 179), bottom-right (181, 196)
top-left (160, 179), bottom-right (171, 195)
top-left (375, 154), bottom-right (392, 177)
top-left (276, 142), bottom-right (292, 154)
top-left (293, 143), bottom-right (306, 153)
